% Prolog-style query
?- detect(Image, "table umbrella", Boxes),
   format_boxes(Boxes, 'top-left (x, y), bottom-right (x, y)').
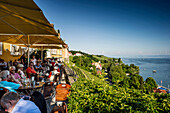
top-left (0, 0), bottom-right (65, 65)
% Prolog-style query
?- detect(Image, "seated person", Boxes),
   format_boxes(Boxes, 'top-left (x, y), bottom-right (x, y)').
top-left (37, 58), bottom-right (42, 63)
top-left (26, 62), bottom-right (42, 81)
top-left (8, 60), bottom-right (13, 67)
top-left (0, 59), bottom-right (8, 71)
top-left (35, 61), bottom-right (43, 71)
top-left (8, 66), bottom-right (21, 84)
top-left (48, 66), bottom-right (60, 82)
top-left (42, 61), bottom-right (50, 73)
top-left (17, 64), bottom-right (26, 79)
top-left (57, 61), bottom-right (62, 68)
top-left (0, 70), bottom-right (22, 92)
top-left (26, 62), bottom-right (37, 78)
top-left (1, 92), bottom-right (41, 113)
top-left (51, 59), bottom-right (55, 67)
top-left (13, 59), bottom-right (18, 70)
top-left (54, 64), bottom-right (60, 73)
top-left (31, 55), bottom-right (37, 66)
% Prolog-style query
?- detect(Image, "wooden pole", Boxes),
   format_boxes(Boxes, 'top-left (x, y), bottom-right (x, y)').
top-left (27, 35), bottom-right (30, 66)
top-left (41, 47), bottom-right (43, 62)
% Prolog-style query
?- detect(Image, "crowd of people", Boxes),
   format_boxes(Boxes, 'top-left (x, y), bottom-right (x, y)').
top-left (0, 54), bottom-right (65, 113)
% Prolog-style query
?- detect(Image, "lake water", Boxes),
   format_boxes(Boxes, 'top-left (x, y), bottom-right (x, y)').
top-left (113, 55), bottom-right (170, 88)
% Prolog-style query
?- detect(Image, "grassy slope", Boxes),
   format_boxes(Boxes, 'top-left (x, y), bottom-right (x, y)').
top-left (79, 68), bottom-right (101, 82)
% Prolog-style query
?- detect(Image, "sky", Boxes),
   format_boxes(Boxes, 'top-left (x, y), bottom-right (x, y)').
top-left (34, 0), bottom-right (170, 56)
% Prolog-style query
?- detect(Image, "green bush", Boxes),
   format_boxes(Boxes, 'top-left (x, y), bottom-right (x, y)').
top-left (68, 78), bottom-right (170, 113)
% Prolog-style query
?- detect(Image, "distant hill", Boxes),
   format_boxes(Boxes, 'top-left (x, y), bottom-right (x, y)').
top-left (69, 50), bottom-right (88, 56)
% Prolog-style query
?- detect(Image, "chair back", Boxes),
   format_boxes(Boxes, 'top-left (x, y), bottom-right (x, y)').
top-left (43, 82), bottom-right (54, 97)
top-left (30, 91), bottom-right (47, 113)
top-left (0, 87), bottom-right (9, 99)
top-left (55, 88), bottom-right (70, 101)
top-left (51, 106), bottom-right (64, 113)
top-left (55, 84), bottom-right (71, 101)
top-left (62, 102), bottom-right (68, 113)
top-left (51, 102), bottom-right (67, 113)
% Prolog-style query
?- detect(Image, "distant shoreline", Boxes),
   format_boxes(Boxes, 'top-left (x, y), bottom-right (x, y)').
top-left (121, 56), bottom-right (170, 88)
top-left (107, 55), bottom-right (170, 59)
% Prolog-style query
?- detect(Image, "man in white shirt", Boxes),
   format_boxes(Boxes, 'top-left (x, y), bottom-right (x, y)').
top-left (31, 56), bottom-right (37, 66)
top-left (1, 92), bottom-right (41, 113)
top-left (0, 59), bottom-right (7, 70)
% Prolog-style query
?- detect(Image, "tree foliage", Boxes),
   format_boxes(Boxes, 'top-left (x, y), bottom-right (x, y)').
top-left (68, 78), bottom-right (170, 113)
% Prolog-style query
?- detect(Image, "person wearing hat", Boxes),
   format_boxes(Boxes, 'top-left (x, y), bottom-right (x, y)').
top-left (48, 66), bottom-right (60, 82)
top-left (17, 64), bottom-right (26, 79)
top-left (8, 66), bottom-right (21, 84)
top-left (0, 70), bottom-right (22, 92)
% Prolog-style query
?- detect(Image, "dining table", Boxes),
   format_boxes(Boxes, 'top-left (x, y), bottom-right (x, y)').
top-left (17, 82), bottom-right (45, 95)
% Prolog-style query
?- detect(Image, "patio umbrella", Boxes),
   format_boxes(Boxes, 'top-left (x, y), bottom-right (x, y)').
top-left (0, 0), bottom-right (65, 65)
top-left (0, 0), bottom-right (57, 35)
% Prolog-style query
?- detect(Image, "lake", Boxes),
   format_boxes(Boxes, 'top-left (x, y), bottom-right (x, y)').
top-left (113, 55), bottom-right (170, 88)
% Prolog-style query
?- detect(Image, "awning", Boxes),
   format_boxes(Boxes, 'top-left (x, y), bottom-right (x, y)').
top-left (0, 0), bottom-right (65, 45)
top-left (0, 0), bottom-right (56, 35)
top-left (0, 35), bottom-right (65, 45)
top-left (17, 44), bottom-right (62, 49)
top-left (0, 0), bottom-right (65, 64)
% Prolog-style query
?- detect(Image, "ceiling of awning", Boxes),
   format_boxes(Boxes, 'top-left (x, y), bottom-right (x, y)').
top-left (0, 0), bottom-right (57, 35)
top-left (0, 0), bottom-right (65, 45)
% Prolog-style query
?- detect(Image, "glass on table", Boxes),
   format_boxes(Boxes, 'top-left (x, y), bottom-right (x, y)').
top-left (37, 71), bottom-right (39, 75)
top-left (43, 70), bottom-right (46, 74)
top-left (45, 73), bottom-right (49, 77)
top-left (36, 82), bottom-right (39, 85)
top-left (39, 70), bottom-right (43, 76)
top-left (33, 80), bottom-right (35, 87)
top-left (31, 76), bottom-right (35, 81)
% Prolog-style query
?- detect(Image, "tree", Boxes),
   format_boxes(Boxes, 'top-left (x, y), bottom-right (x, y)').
top-left (121, 78), bottom-right (130, 88)
top-left (109, 65), bottom-right (126, 82)
top-left (130, 75), bottom-right (140, 89)
top-left (118, 58), bottom-right (122, 63)
top-left (146, 77), bottom-right (158, 88)
top-left (139, 76), bottom-right (144, 92)
top-left (130, 64), bottom-right (135, 68)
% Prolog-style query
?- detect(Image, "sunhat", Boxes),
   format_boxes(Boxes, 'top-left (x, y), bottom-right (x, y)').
top-left (17, 64), bottom-right (24, 68)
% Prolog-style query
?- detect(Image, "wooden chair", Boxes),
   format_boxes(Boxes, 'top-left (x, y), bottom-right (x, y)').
top-left (51, 102), bottom-right (68, 113)
top-left (43, 82), bottom-right (56, 113)
top-left (51, 106), bottom-right (64, 113)
top-left (30, 91), bottom-right (47, 113)
top-left (55, 84), bottom-right (71, 101)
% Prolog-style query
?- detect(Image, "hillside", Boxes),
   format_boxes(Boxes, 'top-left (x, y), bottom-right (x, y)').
top-left (67, 51), bottom-right (170, 112)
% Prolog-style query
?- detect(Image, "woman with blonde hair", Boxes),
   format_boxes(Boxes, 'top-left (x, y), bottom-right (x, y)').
top-left (17, 64), bottom-right (26, 79)
top-left (8, 66), bottom-right (21, 84)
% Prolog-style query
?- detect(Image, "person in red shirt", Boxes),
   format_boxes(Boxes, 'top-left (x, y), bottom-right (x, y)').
top-left (26, 62), bottom-right (37, 78)
top-left (48, 66), bottom-right (60, 82)
top-left (51, 59), bottom-right (55, 67)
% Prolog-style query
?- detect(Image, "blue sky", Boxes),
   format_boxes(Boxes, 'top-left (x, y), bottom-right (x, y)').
top-left (34, 0), bottom-right (170, 56)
